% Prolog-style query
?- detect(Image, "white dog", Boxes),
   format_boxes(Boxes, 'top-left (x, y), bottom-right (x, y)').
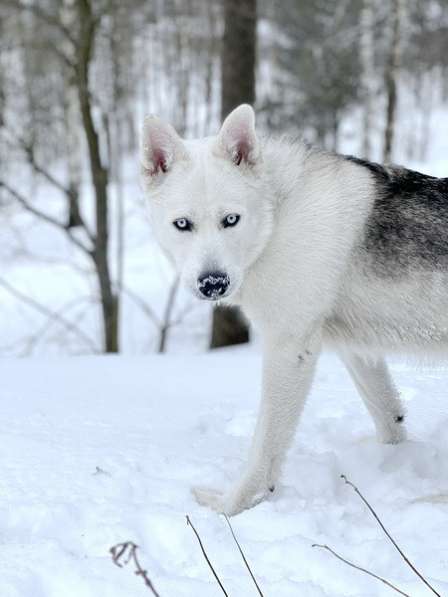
top-left (141, 104), bottom-right (448, 515)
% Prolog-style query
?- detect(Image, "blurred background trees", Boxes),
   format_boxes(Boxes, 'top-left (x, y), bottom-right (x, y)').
top-left (1, 0), bottom-right (448, 356)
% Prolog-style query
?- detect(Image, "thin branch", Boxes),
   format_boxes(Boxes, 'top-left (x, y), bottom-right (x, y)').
top-left (0, 180), bottom-right (93, 257)
top-left (37, 40), bottom-right (76, 70)
top-left (341, 475), bottom-right (441, 597)
top-left (312, 544), bottom-right (411, 597)
top-left (0, 277), bottom-right (98, 353)
top-left (186, 515), bottom-right (229, 596)
top-left (22, 295), bottom-right (93, 356)
top-left (4, 128), bottom-right (70, 195)
top-left (4, 131), bottom-right (95, 243)
top-left (1, 9), bottom-right (75, 70)
top-left (2, 0), bottom-right (77, 47)
top-left (29, 156), bottom-right (71, 196)
top-left (223, 514), bottom-right (264, 596)
top-left (110, 542), bottom-right (161, 597)
top-left (0, 180), bottom-right (64, 229)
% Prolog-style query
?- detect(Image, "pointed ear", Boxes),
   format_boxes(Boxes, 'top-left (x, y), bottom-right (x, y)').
top-left (141, 116), bottom-right (187, 182)
top-left (216, 104), bottom-right (259, 165)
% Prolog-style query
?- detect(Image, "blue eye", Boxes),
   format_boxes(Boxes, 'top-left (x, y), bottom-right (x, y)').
top-left (222, 213), bottom-right (240, 228)
top-left (173, 218), bottom-right (193, 231)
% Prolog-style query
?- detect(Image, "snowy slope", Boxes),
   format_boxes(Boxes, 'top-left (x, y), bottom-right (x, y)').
top-left (1, 348), bottom-right (447, 597)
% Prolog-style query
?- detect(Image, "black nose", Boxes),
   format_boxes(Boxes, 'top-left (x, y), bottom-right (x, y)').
top-left (197, 271), bottom-right (230, 299)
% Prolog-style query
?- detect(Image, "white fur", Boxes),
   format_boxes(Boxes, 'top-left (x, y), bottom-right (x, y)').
top-left (141, 105), bottom-right (414, 515)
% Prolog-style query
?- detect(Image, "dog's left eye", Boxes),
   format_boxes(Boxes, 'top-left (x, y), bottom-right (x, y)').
top-left (222, 213), bottom-right (240, 228)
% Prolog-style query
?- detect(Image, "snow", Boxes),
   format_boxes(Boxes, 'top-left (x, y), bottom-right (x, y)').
top-left (1, 348), bottom-right (447, 596)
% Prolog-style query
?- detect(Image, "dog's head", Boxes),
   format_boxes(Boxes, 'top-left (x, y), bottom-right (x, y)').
top-left (141, 104), bottom-right (274, 302)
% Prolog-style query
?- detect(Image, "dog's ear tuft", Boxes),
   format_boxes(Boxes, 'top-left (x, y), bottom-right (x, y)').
top-left (217, 104), bottom-right (259, 166)
top-left (141, 116), bottom-right (186, 182)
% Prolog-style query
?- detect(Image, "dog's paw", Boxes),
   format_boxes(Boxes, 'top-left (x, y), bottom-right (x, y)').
top-left (192, 486), bottom-right (228, 513)
top-left (192, 482), bottom-right (270, 516)
top-left (192, 486), bottom-right (250, 516)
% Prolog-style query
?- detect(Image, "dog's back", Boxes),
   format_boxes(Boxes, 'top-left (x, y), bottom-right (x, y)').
top-left (327, 158), bottom-right (448, 356)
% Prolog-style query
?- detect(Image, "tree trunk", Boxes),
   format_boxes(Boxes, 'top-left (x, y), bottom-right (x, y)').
top-left (61, 0), bottom-right (83, 228)
top-left (383, 0), bottom-right (402, 163)
top-left (360, 0), bottom-right (375, 159)
top-left (76, 0), bottom-right (118, 353)
top-left (210, 0), bottom-right (256, 349)
top-left (63, 82), bottom-right (83, 228)
top-left (211, 306), bottom-right (249, 347)
top-left (220, 0), bottom-right (257, 118)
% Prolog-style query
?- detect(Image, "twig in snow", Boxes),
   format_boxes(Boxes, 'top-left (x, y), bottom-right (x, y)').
top-left (110, 541), bottom-right (161, 596)
top-left (186, 515), bottom-right (229, 596)
top-left (223, 514), bottom-right (264, 596)
top-left (341, 474), bottom-right (441, 597)
top-left (312, 543), bottom-right (411, 597)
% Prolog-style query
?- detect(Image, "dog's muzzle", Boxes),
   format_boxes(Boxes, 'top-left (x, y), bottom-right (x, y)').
top-left (197, 271), bottom-right (230, 300)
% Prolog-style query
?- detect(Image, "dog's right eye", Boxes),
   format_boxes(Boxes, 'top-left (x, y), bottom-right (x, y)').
top-left (173, 218), bottom-right (193, 232)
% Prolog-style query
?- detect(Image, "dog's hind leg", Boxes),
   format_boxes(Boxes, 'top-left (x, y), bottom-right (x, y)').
top-left (339, 352), bottom-right (407, 444)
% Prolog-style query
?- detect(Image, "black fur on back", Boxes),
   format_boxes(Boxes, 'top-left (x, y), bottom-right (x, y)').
top-left (345, 155), bottom-right (448, 275)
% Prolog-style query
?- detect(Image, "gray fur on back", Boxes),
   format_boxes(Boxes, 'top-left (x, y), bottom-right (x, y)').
top-left (347, 156), bottom-right (448, 275)
top-left (328, 156), bottom-right (448, 356)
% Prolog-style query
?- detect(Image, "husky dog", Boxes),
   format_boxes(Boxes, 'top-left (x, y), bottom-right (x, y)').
top-left (141, 104), bottom-right (448, 515)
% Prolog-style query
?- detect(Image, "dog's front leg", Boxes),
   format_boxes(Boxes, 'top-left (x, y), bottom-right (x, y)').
top-left (194, 331), bottom-right (320, 516)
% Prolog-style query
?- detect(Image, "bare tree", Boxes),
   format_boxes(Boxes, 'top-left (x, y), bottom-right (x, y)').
top-left (0, 0), bottom-right (119, 353)
top-left (210, 0), bottom-right (256, 349)
top-left (76, 0), bottom-right (119, 352)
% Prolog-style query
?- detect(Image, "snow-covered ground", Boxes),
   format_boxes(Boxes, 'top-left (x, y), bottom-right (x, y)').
top-left (1, 347), bottom-right (447, 596)
top-left (2, 83), bottom-right (448, 596)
